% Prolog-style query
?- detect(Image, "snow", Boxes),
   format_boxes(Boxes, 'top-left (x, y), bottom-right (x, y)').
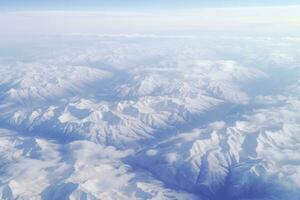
top-left (0, 35), bottom-right (300, 199)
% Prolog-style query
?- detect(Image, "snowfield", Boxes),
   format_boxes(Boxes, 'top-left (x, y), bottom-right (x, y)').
top-left (0, 35), bottom-right (299, 199)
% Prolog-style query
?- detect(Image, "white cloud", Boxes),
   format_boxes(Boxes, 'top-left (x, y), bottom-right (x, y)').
top-left (0, 6), bottom-right (300, 40)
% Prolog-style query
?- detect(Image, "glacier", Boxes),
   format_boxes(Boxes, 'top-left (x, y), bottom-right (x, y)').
top-left (0, 35), bottom-right (299, 200)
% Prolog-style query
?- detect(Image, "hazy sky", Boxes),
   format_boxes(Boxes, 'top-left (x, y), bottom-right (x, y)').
top-left (1, 0), bottom-right (300, 11)
top-left (0, 1), bottom-right (299, 42)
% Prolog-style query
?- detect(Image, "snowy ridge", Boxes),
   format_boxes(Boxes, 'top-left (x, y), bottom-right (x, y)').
top-left (0, 63), bottom-right (111, 103)
top-left (0, 129), bottom-right (197, 200)
top-left (130, 97), bottom-right (300, 199)
top-left (0, 51), bottom-right (264, 146)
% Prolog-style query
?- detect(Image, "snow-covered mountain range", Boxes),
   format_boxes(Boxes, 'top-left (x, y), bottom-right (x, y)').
top-left (0, 35), bottom-right (299, 199)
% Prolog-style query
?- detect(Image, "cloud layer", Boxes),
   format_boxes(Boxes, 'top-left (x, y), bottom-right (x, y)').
top-left (1, 6), bottom-right (300, 39)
